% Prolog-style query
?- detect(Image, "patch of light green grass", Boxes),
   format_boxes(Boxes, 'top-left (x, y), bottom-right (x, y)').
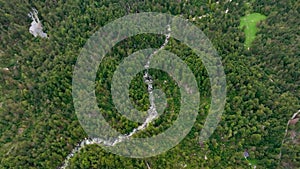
top-left (239, 13), bottom-right (266, 48)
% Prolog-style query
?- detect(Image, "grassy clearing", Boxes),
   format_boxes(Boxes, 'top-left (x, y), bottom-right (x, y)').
top-left (240, 13), bottom-right (266, 48)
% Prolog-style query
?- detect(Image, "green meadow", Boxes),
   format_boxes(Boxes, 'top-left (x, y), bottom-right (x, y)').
top-left (240, 13), bottom-right (267, 48)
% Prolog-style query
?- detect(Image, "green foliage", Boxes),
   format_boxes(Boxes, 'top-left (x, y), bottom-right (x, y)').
top-left (239, 13), bottom-right (266, 48)
top-left (0, 0), bottom-right (299, 168)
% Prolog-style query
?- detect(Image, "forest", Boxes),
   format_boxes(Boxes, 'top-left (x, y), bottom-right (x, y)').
top-left (0, 0), bottom-right (299, 168)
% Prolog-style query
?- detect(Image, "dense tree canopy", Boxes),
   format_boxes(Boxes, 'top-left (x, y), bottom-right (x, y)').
top-left (0, 0), bottom-right (299, 168)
